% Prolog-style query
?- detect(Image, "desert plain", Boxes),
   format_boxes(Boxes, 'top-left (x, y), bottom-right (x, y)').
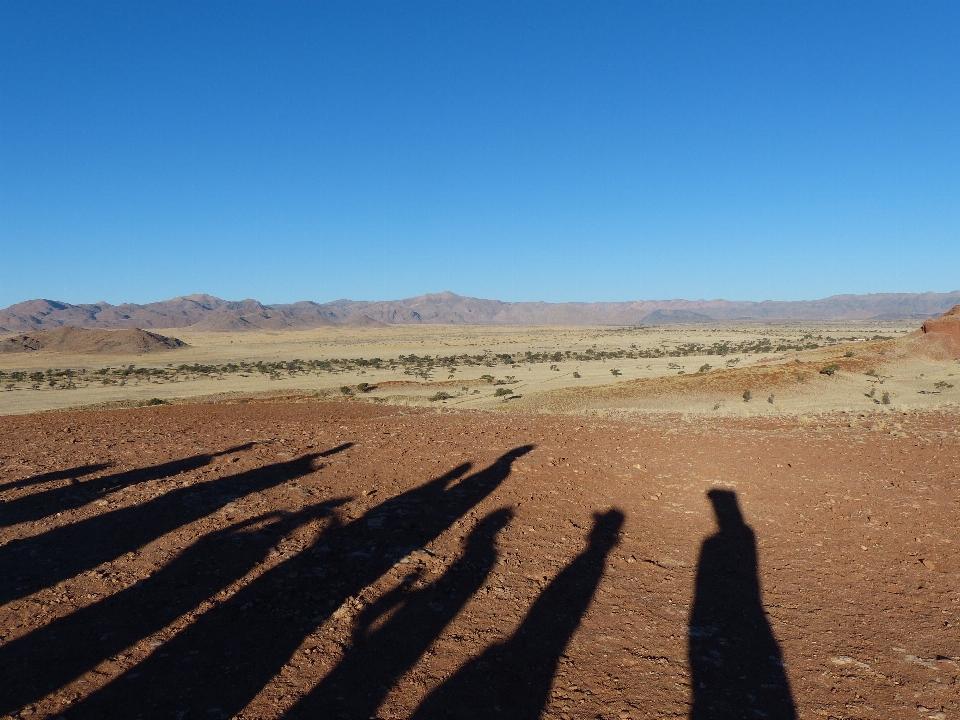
top-left (1, 317), bottom-right (959, 719)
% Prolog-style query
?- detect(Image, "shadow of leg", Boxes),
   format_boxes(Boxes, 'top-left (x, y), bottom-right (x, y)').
top-left (410, 508), bottom-right (624, 720)
top-left (688, 489), bottom-right (796, 720)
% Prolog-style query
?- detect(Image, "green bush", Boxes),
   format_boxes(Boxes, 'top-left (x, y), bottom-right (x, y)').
top-left (742, 390), bottom-right (752, 402)
top-left (699, 364), bottom-right (712, 373)
top-left (572, 371), bottom-right (581, 378)
top-left (429, 391), bottom-right (453, 401)
top-left (819, 364), bottom-right (841, 376)
top-left (610, 368), bottom-right (621, 376)
top-left (881, 391), bottom-right (891, 405)
top-left (494, 388), bottom-right (513, 397)
top-left (356, 382), bottom-right (370, 392)
top-left (340, 386), bottom-right (353, 395)
top-left (144, 398), bottom-right (167, 406)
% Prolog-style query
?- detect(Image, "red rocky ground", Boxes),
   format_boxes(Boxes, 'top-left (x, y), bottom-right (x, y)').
top-left (0, 400), bottom-right (958, 719)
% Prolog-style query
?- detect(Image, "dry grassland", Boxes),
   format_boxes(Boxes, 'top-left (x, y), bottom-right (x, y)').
top-left (3, 321), bottom-right (957, 417)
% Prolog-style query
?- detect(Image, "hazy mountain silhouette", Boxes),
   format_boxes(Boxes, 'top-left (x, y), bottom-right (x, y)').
top-left (3, 290), bottom-right (959, 332)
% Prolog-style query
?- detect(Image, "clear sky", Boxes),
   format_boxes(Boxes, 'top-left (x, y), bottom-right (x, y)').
top-left (1, 1), bottom-right (958, 307)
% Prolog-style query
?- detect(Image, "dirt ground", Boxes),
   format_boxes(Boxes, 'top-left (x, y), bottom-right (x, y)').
top-left (1, 400), bottom-right (957, 719)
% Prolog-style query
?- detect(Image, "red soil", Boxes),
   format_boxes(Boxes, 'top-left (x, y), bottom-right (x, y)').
top-left (0, 401), bottom-right (957, 719)
top-left (923, 305), bottom-right (960, 345)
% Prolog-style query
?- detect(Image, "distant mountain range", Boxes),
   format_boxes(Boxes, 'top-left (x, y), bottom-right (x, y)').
top-left (1, 291), bottom-right (958, 333)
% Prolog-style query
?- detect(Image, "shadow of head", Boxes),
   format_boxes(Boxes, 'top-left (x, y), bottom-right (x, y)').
top-left (706, 489), bottom-right (746, 531)
top-left (319, 442), bottom-right (353, 457)
top-left (589, 509), bottom-right (625, 551)
top-left (467, 507), bottom-right (514, 544)
top-left (498, 445), bottom-right (534, 465)
top-left (442, 445), bottom-right (534, 491)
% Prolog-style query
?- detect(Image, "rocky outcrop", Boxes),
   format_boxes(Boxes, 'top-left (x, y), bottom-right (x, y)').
top-left (922, 305), bottom-right (960, 344)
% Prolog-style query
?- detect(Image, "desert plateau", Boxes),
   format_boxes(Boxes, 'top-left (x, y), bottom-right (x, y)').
top-left (0, 302), bottom-right (958, 719)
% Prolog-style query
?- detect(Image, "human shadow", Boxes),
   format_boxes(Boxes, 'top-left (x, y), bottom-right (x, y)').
top-left (63, 446), bottom-right (533, 719)
top-left (0, 499), bottom-right (350, 714)
top-left (688, 489), bottom-right (796, 720)
top-left (409, 508), bottom-right (624, 720)
top-left (0, 443), bottom-right (254, 528)
top-left (0, 444), bottom-right (352, 607)
top-left (0, 463), bottom-right (112, 493)
top-left (282, 508), bottom-right (514, 720)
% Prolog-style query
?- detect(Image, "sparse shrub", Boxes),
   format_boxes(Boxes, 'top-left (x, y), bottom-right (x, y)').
top-left (699, 364), bottom-right (712, 373)
top-left (549, 364), bottom-right (559, 371)
top-left (844, 351), bottom-right (855, 358)
top-left (881, 391), bottom-right (891, 405)
top-left (610, 368), bottom-right (621, 376)
top-left (934, 381), bottom-right (954, 390)
top-left (572, 371), bottom-right (581, 378)
top-left (796, 373), bottom-right (806, 382)
top-left (819, 364), bottom-right (841, 376)
top-left (494, 388), bottom-right (513, 397)
top-left (713, 403), bottom-right (720, 410)
top-left (866, 387), bottom-right (876, 398)
top-left (340, 386), bottom-right (353, 395)
top-left (767, 394), bottom-right (774, 404)
top-left (356, 382), bottom-right (370, 392)
top-left (480, 374), bottom-right (495, 383)
top-left (742, 390), bottom-right (752, 402)
top-left (144, 398), bottom-right (167, 406)
top-left (4, 383), bottom-right (12, 391)
top-left (429, 391), bottom-right (453, 401)
top-left (725, 358), bottom-right (741, 367)
top-left (865, 369), bottom-right (878, 377)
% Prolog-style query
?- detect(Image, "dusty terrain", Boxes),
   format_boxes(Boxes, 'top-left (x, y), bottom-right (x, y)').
top-left (0, 401), bottom-right (958, 719)
top-left (4, 319), bottom-right (958, 417)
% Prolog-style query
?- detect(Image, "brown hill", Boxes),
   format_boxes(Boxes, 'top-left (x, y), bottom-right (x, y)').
top-left (3, 290), bottom-right (960, 332)
top-left (898, 305), bottom-right (960, 360)
top-left (921, 304), bottom-right (960, 344)
top-left (188, 300), bottom-right (335, 332)
top-left (0, 328), bottom-right (187, 355)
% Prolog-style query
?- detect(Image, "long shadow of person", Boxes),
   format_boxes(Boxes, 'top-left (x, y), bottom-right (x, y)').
top-left (688, 489), bottom-right (796, 720)
top-left (1, 443), bottom-right (254, 527)
top-left (282, 508), bottom-right (514, 720)
top-left (0, 462), bottom-right (112, 492)
top-left (0, 444), bottom-right (351, 607)
top-left (409, 509), bottom-right (624, 720)
top-left (0, 498), bottom-right (347, 715)
top-left (62, 446), bottom-right (533, 720)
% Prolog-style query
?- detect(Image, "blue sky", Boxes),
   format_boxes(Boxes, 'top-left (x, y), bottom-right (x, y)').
top-left (1, 1), bottom-right (958, 307)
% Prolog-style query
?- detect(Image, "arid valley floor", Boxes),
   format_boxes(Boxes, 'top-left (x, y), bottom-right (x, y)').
top-left (1, 320), bottom-right (958, 719)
